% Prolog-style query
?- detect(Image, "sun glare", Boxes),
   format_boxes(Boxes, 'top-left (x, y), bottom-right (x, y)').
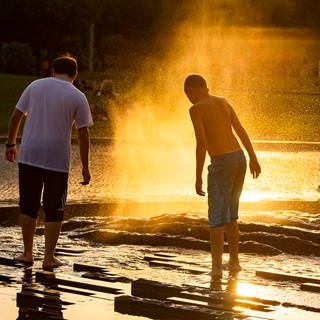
top-left (235, 282), bottom-right (259, 298)
top-left (108, 2), bottom-right (319, 202)
top-left (241, 191), bottom-right (264, 202)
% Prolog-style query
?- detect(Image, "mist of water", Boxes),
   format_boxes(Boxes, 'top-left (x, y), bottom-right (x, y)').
top-left (105, 2), bottom-right (319, 204)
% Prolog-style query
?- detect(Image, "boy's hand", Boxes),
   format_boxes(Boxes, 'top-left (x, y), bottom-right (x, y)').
top-left (195, 178), bottom-right (206, 196)
top-left (5, 146), bottom-right (17, 163)
top-left (249, 159), bottom-right (261, 179)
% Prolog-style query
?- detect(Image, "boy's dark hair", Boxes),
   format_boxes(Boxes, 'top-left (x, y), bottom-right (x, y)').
top-left (184, 74), bottom-right (207, 92)
top-left (52, 55), bottom-right (78, 78)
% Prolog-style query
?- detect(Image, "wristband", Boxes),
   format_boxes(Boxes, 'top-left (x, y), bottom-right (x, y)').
top-left (5, 143), bottom-right (16, 148)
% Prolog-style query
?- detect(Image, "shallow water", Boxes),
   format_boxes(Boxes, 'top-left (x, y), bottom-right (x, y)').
top-left (1, 223), bottom-right (320, 319)
top-left (0, 143), bottom-right (319, 205)
top-left (0, 142), bottom-right (319, 319)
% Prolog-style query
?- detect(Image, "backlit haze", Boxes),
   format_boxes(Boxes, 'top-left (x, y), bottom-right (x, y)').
top-left (105, 2), bottom-right (319, 205)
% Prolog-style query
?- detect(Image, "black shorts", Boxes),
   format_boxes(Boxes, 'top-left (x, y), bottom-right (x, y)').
top-left (19, 163), bottom-right (69, 222)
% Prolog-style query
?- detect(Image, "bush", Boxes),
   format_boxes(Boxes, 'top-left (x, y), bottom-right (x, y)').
top-left (1, 42), bottom-right (35, 74)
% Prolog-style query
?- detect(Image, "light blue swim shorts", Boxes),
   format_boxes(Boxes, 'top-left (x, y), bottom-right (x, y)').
top-left (207, 149), bottom-right (246, 228)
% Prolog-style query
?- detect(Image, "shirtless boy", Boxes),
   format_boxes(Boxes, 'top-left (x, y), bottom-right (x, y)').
top-left (185, 74), bottom-right (261, 279)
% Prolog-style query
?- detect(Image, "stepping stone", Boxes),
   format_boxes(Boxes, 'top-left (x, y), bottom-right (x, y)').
top-left (182, 284), bottom-right (281, 307)
top-left (148, 260), bottom-right (181, 269)
top-left (17, 290), bottom-right (73, 308)
top-left (144, 255), bottom-right (201, 266)
top-left (300, 282), bottom-right (320, 293)
top-left (82, 272), bottom-right (131, 283)
top-left (256, 270), bottom-right (320, 284)
top-left (154, 252), bottom-right (177, 258)
top-left (177, 291), bottom-right (274, 312)
top-left (115, 294), bottom-right (273, 320)
top-left (0, 274), bottom-right (14, 282)
top-left (132, 279), bottom-right (273, 313)
top-left (25, 284), bottom-right (94, 297)
top-left (55, 251), bottom-right (82, 257)
top-left (73, 262), bottom-right (112, 273)
top-left (148, 260), bottom-right (206, 275)
top-left (115, 295), bottom-right (231, 320)
top-left (132, 278), bottom-right (182, 299)
top-left (0, 256), bottom-right (28, 268)
top-left (24, 285), bottom-right (62, 297)
top-left (36, 271), bottom-right (123, 295)
top-left (55, 247), bottom-right (87, 254)
top-left (18, 307), bottom-right (66, 320)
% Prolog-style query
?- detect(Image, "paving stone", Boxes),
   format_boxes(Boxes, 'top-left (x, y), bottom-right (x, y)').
top-left (82, 271), bottom-right (131, 283)
top-left (300, 283), bottom-right (320, 293)
top-left (36, 271), bottom-right (123, 295)
top-left (148, 260), bottom-right (206, 274)
top-left (256, 270), bottom-right (320, 284)
top-left (115, 295), bottom-right (232, 320)
top-left (0, 256), bottom-right (28, 268)
top-left (73, 262), bottom-right (111, 273)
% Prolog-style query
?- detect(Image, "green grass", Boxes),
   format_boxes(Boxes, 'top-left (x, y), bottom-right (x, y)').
top-left (0, 72), bottom-right (111, 138)
top-left (0, 73), bottom-right (38, 135)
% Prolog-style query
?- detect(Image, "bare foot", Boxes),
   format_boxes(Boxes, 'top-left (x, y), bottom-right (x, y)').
top-left (210, 270), bottom-right (223, 280)
top-left (42, 256), bottom-right (64, 270)
top-left (229, 263), bottom-right (242, 273)
top-left (14, 254), bottom-right (34, 265)
top-left (210, 271), bottom-right (223, 291)
top-left (210, 279), bottom-right (223, 291)
top-left (222, 262), bottom-right (229, 270)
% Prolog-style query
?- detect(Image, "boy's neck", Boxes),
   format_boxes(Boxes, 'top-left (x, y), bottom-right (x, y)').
top-left (198, 92), bottom-right (211, 101)
top-left (53, 73), bottom-right (74, 83)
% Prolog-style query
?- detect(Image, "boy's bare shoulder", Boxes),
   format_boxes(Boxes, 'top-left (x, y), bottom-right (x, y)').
top-left (191, 96), bottom-right (226, 109)
top-left (189, 96), bottom-right (230, 117)
top-left (189, 103), bottom-right (205, 118)
top-left (211, 95), bottom-right (228, 104)
top-left (189, 103), bottom-right (200, 115)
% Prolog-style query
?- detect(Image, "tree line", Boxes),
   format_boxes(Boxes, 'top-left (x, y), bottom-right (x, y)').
top-left (0, 0), bottom-right (319, 74)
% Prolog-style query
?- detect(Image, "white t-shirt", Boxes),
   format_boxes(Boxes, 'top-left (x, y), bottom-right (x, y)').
top-left (16, 77), bottom-right (93, 173)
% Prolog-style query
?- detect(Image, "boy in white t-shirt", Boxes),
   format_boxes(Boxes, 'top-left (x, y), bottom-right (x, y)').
top-left (5, 55), bottom-right (93, 269)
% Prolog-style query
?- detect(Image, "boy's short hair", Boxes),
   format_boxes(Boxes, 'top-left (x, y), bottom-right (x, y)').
top-left (184, 74), bottom-right (207, 92)
top-left (52, 55), bottom-right (78, 78)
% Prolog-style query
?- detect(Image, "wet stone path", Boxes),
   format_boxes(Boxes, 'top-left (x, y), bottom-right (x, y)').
top-left (1, 249), bottom-right (320, 320)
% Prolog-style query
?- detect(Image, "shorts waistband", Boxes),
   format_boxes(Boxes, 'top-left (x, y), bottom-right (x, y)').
top-left (210, 149), bottom-right (243, 162)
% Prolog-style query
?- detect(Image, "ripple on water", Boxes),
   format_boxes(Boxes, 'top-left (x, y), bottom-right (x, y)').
top-left (0, 144), bottom-right (319, 203)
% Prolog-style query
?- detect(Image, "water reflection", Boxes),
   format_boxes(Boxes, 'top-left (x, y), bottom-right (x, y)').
top-left (0, 144), bottom-right (319, 205)
top-left (207, 275), bottom-right (241, 319)
top-left (16, 268), bottom-right (64, 320)
top-left (235, 282), bottom-right (258, 298)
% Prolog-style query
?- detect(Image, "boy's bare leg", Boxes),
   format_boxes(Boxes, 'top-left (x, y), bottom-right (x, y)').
top-left (15, 214), bottom-right (36, 264)
top-left (225, 220), bottom-right (241, 272)
top-left (43, 221), bottom-right (63, 269)
top-left (210, 226), bottom-right (224, 279)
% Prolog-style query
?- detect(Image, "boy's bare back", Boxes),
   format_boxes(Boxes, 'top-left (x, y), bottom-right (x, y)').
top-left (189, 95), bottom-right (241, 157)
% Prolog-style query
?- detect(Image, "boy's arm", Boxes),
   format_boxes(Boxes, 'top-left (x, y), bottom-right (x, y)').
top-left (189, 107), bottom-right (206, 196)
top-left (77, 127), bottom-right (91, 185)
top-left (230, 106), bottom-right (261, 178)
top-left (5, 109), bottom-right (25, 162)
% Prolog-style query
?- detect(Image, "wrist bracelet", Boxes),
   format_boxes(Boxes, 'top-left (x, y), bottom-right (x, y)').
top-left (5, 143), bottom-right (16, 148)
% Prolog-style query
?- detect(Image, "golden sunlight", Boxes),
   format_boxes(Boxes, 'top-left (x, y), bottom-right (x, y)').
top-left (235, 282), bottom-right (259, 297)
top-left (241, 191), bottom-right (265, 202)
top-left (107, 2), bottom-right (319, 203)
